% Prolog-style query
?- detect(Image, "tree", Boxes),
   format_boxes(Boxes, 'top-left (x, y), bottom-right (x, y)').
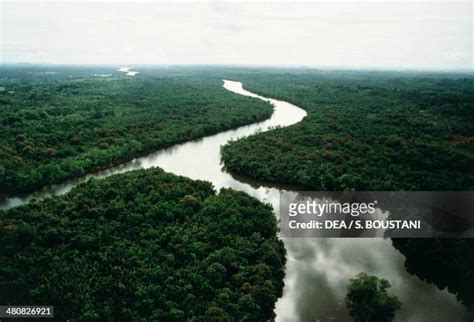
top-left (345, 273), bottom-right (401, 322)
top-left (0, 168), bottom-right (285, 321)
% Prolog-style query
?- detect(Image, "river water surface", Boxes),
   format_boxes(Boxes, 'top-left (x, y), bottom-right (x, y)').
top-left (0, 80), bottom-right (468, 321)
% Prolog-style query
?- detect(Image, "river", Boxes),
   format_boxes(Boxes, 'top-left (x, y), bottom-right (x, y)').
top-left (0, 80), bottom-right (468, 321)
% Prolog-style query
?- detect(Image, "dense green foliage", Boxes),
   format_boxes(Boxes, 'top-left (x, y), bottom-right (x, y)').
top-left (0, 167), bottom-right (285, 321)
top-left (345, 273), bottom-right (401, 322)
top-left (391, 238), bottom-right (474, 308)
top-left (221, 70), bottom-right (474, 191)
top-left (0, 66), bottom-right (273, 193)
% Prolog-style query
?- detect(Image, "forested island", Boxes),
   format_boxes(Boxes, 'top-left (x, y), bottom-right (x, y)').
top-left (0, 66), bottom-right (273, 194)
top-left (221, 70), bottom-right (474, 191)
top-left (0, 167), bottom-right (285, 321)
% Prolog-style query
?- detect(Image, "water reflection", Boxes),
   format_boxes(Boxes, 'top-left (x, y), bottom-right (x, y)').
top-left (281, 238), bottom-right (470, 322)
top-left (0, 80), bottom-right (468, 321)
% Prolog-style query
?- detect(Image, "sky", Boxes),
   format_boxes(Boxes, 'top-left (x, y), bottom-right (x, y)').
top-left (0, 0), bottom-right (472, 69)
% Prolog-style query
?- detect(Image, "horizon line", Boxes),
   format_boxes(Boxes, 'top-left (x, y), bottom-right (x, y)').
top-left (0, 62), bottom-right (473, 73)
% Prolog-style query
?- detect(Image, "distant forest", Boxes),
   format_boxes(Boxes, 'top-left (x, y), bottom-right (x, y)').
top-left (0, 168), bottom-right (285, 321)
top-left (0, 67), bottom-right (273, 193)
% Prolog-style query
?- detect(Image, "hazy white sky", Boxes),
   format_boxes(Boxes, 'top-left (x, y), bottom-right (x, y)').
top-left (1, 0), bottom-right (472, 69)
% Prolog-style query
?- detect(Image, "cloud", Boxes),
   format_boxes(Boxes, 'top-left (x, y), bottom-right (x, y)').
top-left (1, 1), bottom-right (472, 69)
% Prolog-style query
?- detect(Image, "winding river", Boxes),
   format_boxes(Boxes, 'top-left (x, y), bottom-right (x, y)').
top-left (0, 80), bottom-right (469, 321)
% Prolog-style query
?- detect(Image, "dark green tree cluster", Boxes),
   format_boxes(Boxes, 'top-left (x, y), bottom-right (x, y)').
top-left (345, 273), bottom-right (401, 322)
top-left (0, 167), bottom-right (285, 321)
top-left (391, 238), bottom-right (474, 308)
top-left (0, 67), bottom-right (273, 194)
top-left (221, 70), bottom-right (474, 191)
